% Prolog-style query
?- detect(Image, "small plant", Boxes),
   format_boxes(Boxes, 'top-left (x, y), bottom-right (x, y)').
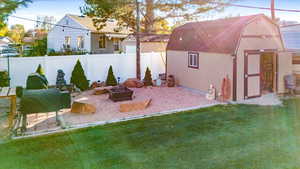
top-left (143, 67), bottom-right (153, 86)
top-left (0, 71), bottom-right (9, 87)
top-left (16, 86), bottom-right (23, 97)
top-left (105, 65), bottom-right (117, 86)
top-left (35, 64), bottom-right (45, 76)
top-left (70, 60), bottom-right (89, 91)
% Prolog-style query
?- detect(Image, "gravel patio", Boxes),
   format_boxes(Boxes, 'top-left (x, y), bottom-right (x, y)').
top-left (25, 87), bottom-right (219, 134)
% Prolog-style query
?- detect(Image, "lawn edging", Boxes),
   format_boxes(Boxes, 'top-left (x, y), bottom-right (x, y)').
top-left (12, 102), bottom-right (224, 140)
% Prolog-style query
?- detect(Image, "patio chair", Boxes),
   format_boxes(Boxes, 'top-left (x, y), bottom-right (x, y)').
top-left (284, 74), bottom-right (296, 95)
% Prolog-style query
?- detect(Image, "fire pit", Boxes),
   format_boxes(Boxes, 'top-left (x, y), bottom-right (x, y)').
top-left (108, 86), bottom-right (133, 102)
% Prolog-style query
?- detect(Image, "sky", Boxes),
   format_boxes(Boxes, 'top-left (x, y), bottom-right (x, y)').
top-left (7, 0), bottom-right (300, 30)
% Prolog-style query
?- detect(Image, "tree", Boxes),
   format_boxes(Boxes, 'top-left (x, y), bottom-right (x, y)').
top-left (0, 26), bottom-right (9, 36)
top-left (8, 24), bottom-right (25, 44)
top-left (143, 67), bottom-right (152, 86)
top-left (0, 0), bottom-right (31, 29)
top-left (81, 0), bottom-right (233, 34)
top-left (35, 64), bottom-right (45, 76)
top-left (71, 60), bottom-right (89, 91)
top-left (105, 65), bottom-right (117, 86)
top-left (27, 38), bottom-right (47, 57)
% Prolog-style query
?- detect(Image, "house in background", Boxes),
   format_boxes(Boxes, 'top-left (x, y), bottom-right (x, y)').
top-left (47, 14), bottom-right (132, 54)
top-left (122, 34), bottom-right (170, 53)
top-left (281, 24), bottom-right (300, 80)
top-left (0, 37), bottom-right (13, 49)
top-left (167, 14), bottom-right (292, 101)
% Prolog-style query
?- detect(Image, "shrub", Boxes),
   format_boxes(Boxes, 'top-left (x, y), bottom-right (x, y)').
top-left (16, 86), bottom-right (23, 98)
top-left (0, 71), bottom-right (9, 87)
top-left (105, 65), bottom-right (117, 86)
top-left (25, 38), bottom-right (47, 57)
top-left (35, 64), bottom-right (45, 76)
top-left (143, 67), bottom-right (153, 86)
top-left (70, 60), bottom-right (89, 91)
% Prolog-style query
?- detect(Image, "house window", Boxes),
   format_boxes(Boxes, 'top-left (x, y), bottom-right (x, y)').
top-left (99, 35), bottom-right (106, 48)
top-left (188, 52), bottom-right (199, 69)
top-left (77, 36), bottom-right (84, 49)
top-left (113, 38), bottom-right (119, 51)
top-left (64, 36), bottom-right (71, 47)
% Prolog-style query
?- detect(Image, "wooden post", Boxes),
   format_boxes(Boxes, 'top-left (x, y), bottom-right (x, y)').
top-left (271, 0), bottom-right (275, 21)
top-left (9, 95), bottom-right (17, 128)
top-left (136, 0), bottom-right (141, 80)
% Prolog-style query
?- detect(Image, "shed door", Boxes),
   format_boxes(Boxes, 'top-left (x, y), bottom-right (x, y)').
top-left (244, 52), bottom-right (261, 99)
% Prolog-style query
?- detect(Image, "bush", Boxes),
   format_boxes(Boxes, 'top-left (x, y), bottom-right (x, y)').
top-left (35, 64), bottom-right (45, 76)
top-left (0, 71), bottom-right (9, 87)
top-left (143, 67), bottom-right (153, 86)
top-left (16, 86), bottom-right (23, 98)
top-left (70, 60), bottom-right (89, 91)
top-left (105, 65), bottom-right (117, 86)
top-left (25, 38), bottom-right (47, 57)
top-left (47, 48), bottom-right (88, 56)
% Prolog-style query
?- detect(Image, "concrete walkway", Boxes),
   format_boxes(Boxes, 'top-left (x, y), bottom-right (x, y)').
top-left (235, 93), bottom-right (282, 106)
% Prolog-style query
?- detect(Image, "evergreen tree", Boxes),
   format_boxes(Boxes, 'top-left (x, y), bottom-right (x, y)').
top-left (143, 67), bottom-right (153, 86)
top-left (0, 71), bottom-right (9, 87)
top-left (105, 65), bottom-right (117, 86)
top-left (70, 60), bottom-right (89, 91)
top-left (35, 64), bottom-right (45, 76)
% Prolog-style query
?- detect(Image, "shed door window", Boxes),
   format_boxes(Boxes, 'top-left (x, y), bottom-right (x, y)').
top-left (77, 36), bottom-right (84, 49)
top-left (99, 35), bottom-right (106, 48)
top-left (188, 52), bottom-right (199, 68)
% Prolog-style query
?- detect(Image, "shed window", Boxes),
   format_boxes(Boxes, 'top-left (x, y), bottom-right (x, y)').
top-left (188, 52), bottom-right (199, 69)
top-left (99, 35), bottom-right (106, 48)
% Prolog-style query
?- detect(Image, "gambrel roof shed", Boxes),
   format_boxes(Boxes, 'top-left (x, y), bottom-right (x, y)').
top-left (167, 14), bottom-right (278, 54)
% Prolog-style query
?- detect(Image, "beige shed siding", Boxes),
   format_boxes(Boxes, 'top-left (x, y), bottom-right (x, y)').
top-left (167, 50), bottom-right (233, 97)
top-left (278, 52), bottom-right (293, 93)
top-left (236, 17), bottom-right (284, 100)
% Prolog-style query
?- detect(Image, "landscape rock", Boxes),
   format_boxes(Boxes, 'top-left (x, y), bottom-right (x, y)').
top-left (120, 99), bottom-right (152, 112)
top-left (71, 101), bottom-right (96, 114)
top-left (123, 78), bottom-right (144, 88)
top-left (93, 86), bottom-right (113, 95)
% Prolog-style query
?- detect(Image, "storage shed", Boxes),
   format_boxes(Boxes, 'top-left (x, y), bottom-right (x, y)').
top-left (167, 14), bottom-right (292, 101)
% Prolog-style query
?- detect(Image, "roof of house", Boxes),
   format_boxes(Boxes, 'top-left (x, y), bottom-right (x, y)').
top-left (167, 14), bottom-right (276, 54)
top-left (125, 34), bottom-right (170, 42)
top-left (67, 14), bottom-right (132, 34)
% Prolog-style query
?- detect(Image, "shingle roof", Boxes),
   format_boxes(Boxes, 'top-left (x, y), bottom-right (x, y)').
top-left (126, 34), bottom-right (170, 42)
top-left (167, 14), bottom-right (273, 54)
top-left (67, 14), bottom-right (132, 34)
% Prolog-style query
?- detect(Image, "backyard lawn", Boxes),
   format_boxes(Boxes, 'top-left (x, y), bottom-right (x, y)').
top-left (1, 99), bottom-right (300, 169)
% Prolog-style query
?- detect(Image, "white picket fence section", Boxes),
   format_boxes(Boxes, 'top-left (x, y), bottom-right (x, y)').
top-left (0, 52), bottom-right (166, 87)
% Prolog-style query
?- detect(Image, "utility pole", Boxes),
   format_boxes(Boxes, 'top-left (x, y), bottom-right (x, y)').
top-left (271, 0), bottom-right (275, 21)
top-left (135, 0), bottom-right (141, 80)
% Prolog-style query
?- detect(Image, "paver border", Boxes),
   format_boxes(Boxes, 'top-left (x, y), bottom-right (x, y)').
top-left (12, 102), bottom-right (223, 140)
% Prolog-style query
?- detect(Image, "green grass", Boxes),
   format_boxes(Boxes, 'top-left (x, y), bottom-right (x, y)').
top-left (1, 99), bottom-right (300, 169)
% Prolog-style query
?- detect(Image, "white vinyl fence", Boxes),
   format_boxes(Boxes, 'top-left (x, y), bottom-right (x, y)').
top-left (0, 52), bottom-right (166, 87)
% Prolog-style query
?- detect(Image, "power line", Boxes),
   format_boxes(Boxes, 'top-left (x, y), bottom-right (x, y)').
top-left (209, 1), bottom-right (300, 13)
top-left (10, 15), bottom-right (90, 32)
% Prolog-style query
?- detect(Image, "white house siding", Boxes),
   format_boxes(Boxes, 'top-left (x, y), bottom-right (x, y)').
top-left (281, 25), bottom-right (300, 50)
top-left (91, 33), bottom-right (117, 54)
top-left (47, 15), bottom-right (91, 52)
